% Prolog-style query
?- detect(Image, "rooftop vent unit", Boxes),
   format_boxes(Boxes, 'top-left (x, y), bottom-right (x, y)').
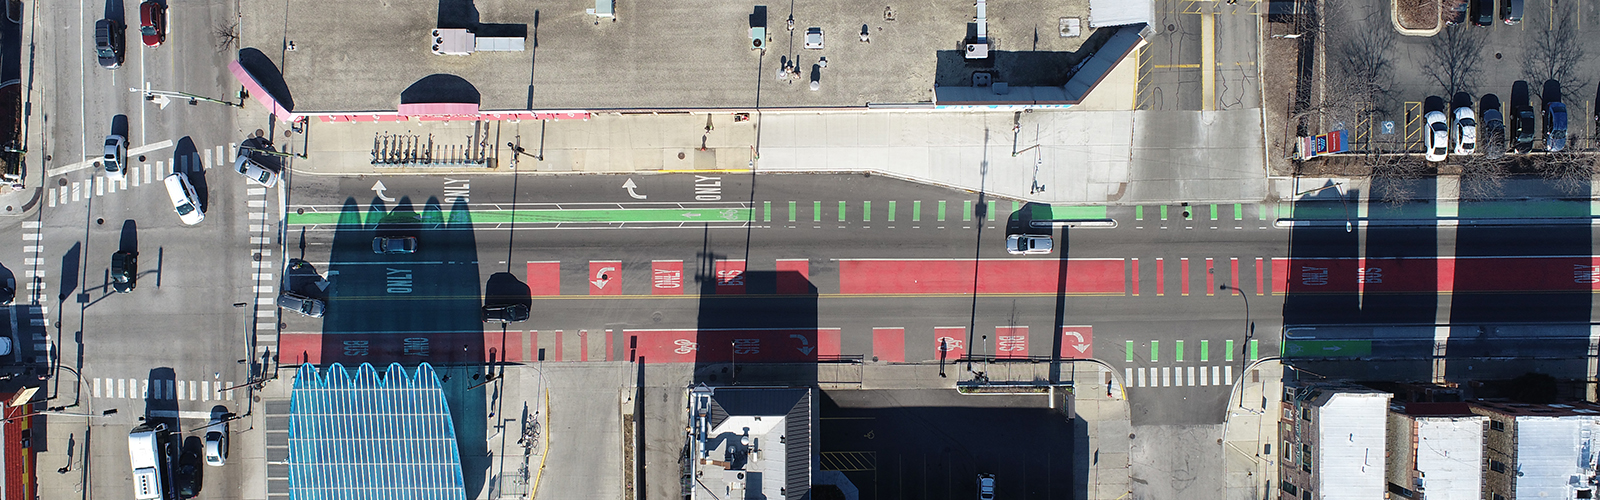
top-left (965, 0), bottom-right (990, 59)
top-left (431, 28), bottom-right (525, 55)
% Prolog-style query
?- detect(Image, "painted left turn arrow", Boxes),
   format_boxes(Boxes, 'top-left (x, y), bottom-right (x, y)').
top-left (371, 180), bottom-right (395, 202)
top-left (623, 178), bottom-right (647, 199)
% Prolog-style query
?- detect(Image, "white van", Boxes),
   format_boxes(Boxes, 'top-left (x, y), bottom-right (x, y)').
top-left (163, 173), bottom-right (204, 225)
top-left (129, 423), bottom-right (173, 500)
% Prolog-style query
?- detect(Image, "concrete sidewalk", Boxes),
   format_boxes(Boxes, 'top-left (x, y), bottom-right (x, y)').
top-left (278, 50), bottom-right (1154, 206)
top-left (1222, 359), bottom-right (1282, 500)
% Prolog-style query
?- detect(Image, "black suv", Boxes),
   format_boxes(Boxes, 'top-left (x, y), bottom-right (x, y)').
top-left (111, 250), bottom-right (137, 293)
top-left (94, 19), bottom-right (124, 69)
top-left (174, 441), bottom-right (203, 499)
top-left (481, 303), bottom-right (530, 323)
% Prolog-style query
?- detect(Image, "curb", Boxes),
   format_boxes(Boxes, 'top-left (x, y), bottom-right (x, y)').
top-left (1390, 0), bottom-right (1443, 37)
top-left (1275, 216), bottom-right (1600, 227)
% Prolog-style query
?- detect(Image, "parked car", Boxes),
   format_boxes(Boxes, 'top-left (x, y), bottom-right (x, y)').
top-left (174, 442), bottom-right (203, 499)
top-left (1502, 0), bottom-right (1523, 25)
top-left (1481, 107), bottom-right (1505, 157)
top-left (1424, 110), bottom-right (1449, 162)
top-left (1452, 106), bottom-right (1477, 154)
top-left (138, 1), bottom-right (166, 47)
top-left (277, 291), bottom-right (326, 318)
top-left (233, 152), bottom-right (279, 187)
top-left (204, 413), bottom-right (229, 467)
top-left (481, 303), bottom-right (530, 323)
top-left (1472, 0), bottom-right (1495, 25)
top-left (163, 173), bottom-right (204, 225)
top-left (1544, 101), bottom-right (1568, 152)
top-left (102, 134), bottom-right (127, 181)
top-left (111, 250), bottom-right (137, 293)
top-left (372, 236), bottom-right (417, 254)
top-left (93, 19), bottom-right (124, 69)
top-left (977, 474), bottom-right (996, 500)
top-left (1445, 0), bottom-right (1469, 25)
top-left (1005, 234), bottom-right (1053, 255)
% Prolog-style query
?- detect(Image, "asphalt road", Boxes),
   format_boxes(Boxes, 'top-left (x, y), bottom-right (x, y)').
top-left (14, 0), bottom-right (261, 498)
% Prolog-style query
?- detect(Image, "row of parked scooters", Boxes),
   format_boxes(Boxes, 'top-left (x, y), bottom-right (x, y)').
top-left (1422, 81), bottom-right (1585, 162)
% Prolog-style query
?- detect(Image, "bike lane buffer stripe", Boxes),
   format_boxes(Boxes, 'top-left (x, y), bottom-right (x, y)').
top-left (838, 259), bottom-right (1125, 294)
top-left (527, 261), bottom-right (561, 295)
top-left (776, 259), bottom-right (811, 294)
top-left (1059, 326), bottom-right (1092, 359)
top-left (652, 260), bottom-right (685, 295)
top-left (590, 261), bottom-right (622, 295)
top-left (818, 328), bottom-right (841, 357)
top-left (995, 326), bottom-right (1029, 358)
top-left (934, 327), bottom-right (966, 363)
top-left (716, 260), bottom-right (747, 294)
top-left (873, 328), bottom-right (906, 362)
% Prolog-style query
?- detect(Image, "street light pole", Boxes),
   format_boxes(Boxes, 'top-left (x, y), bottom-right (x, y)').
top-left (1219, 284), bottom-right (1254, 361)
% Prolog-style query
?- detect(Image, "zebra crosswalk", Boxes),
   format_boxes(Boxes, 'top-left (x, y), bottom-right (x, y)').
top-left (1125, 365), bottom-right (1235, 389)
top-left (92, 377), bottom-right (239, 401)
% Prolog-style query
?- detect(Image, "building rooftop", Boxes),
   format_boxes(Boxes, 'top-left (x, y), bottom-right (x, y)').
top-left (241, 0), bottom-right (1118, 114)
top-left (688, 386), bottom-right (811, 500)
top-left (1511, 416), bottom-right (1600, 500)
top-left (1411, 415), bottom-right (1485, 500)
top-left (1298, 385), bottom-right (1391, 500)
top-left (288, 363), bottom-right (465, 500)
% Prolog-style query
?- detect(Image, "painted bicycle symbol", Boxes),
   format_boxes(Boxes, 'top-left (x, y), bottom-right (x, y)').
top-left (674, 338), bottom-right (699, 354)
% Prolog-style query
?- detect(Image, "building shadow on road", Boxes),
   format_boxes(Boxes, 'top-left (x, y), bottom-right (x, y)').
top-left (314, 196), bottom-right (492, 498)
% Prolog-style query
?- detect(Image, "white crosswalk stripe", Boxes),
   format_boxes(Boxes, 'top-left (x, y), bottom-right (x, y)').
top-left (94, 377), bottom-right (237, 401)
top-left (1126, 365), bottom-right (1235, 389)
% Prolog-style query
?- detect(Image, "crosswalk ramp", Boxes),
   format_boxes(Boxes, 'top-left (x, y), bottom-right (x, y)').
top-left (1125, 365), bottom-right (1234, 389)
top-left (92, 377), bottom-right (238, 401)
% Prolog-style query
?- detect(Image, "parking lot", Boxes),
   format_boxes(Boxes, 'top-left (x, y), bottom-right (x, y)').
top-left (1320, 0), bottom-right (1600, 154)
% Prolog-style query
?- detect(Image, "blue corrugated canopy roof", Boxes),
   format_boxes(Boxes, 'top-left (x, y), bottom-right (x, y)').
top-left (289, 363), bottom-right (465, 500)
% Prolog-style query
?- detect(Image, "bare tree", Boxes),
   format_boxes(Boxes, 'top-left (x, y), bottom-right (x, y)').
top-left (1522, 3), bottom-right (1587, 90)
top-left (1459, 155), bottom-right (1510, 201)
top-left (1537, 150), bottom-right (1596, 196)
top-left (1368, 151), bottom-right (1431, 206)
top-left (1420, 25), bottom-right (1488, 97)
top-left (1292, 4), bottom-right (1396, 140)
top-left (214, 21), bottom-right (239, 54)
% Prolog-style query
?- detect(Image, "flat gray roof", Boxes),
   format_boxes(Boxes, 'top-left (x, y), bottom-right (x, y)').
top-left (241, 0), bottom-right (1097, 113)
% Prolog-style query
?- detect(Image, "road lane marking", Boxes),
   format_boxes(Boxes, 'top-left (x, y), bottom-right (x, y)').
top-left (1130, 258), bottom-right (1139, 296)
top-left (788, 201), bottom-right (796, 222)
top-left (1150, 340), bottom-right (1159, 362)
top-left (1201, 340), bottom-right (1209, 362)
top-left (813, 201), bottom-right (821, 222)
top-left (1225, 339), bottom-right (1235, 362)
top-left (1156, 258), bottom-right (1165, 296)
top-left (887, 201), bottom-right (895, 222)
top-left (1125, 341), bottom-right (1134, 362)
top-left (1175, 340), bottom-right (1184, 362)
top-left (1205, 258), bottom-right (1214, 296)
top-left (1181, 258), bottom-right (1190, 296)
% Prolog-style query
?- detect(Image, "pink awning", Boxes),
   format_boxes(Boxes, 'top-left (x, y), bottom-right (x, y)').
top-left (228, 60), bottom-right (297, 123)
top-left (397, 102), bottom-right (480, 116)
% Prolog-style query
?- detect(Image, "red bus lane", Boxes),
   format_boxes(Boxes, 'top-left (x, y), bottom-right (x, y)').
top-left (281, 331), bottom-right (522, 365)
top-left (838, 258), bottom-right (1125, 295)
top-left (626, 329), bottom-right (835, 364)
top-left (1270, 257), bottom-right (1600, 294)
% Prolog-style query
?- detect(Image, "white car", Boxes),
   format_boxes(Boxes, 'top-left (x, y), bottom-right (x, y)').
top-left (1452, 106), bottom-right (1477, 155)
top-left (204, 413), bottom-right (228, 467)
top-left (163, 173), bottom-right (204, 225)
top-left (102, 134), bottom-right (127, 181)
top-left (1424, 110), bottom-right (1449, 162)
top-left (1005, 234), bottom-right (1053, 255)
top-left (233, 152), bottom-right (279, 188)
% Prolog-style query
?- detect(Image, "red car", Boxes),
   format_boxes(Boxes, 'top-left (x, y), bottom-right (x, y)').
top-left (138, 1), bottom-right (165, 47)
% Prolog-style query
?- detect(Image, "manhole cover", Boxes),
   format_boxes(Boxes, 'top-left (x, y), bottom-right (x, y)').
top-left (255, 129), bottom-right (265, 138)
top-left (677, 152), bottom-right (685, 160)
top-left (297, 208), bottom-right (305, 215)
top-left (138, 155), bottom-right (146, 161)
top-left (57, 178), bottom-right (67, 187)
top-left (253, 253), bottom-right (263, 261)
top-left (1166, 24), bottom-right (1175, 31)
